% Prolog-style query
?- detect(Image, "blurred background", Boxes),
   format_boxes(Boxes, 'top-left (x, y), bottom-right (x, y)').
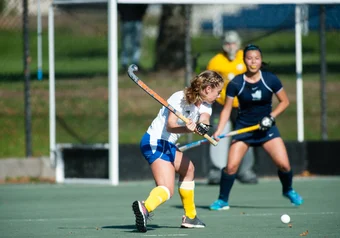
top-left (0, 1), bottom-right (339, 161)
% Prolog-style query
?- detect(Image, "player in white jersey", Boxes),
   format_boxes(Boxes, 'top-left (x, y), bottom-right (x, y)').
top-left (132, 70), bottom-right (224, 233)
top-left (146, 91), bottom-right (212, 148)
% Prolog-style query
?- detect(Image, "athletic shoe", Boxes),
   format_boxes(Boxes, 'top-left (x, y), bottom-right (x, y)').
top-left (181, 215), bottom-right (206, 228)
top-left (283, 189), bottom-right (304, 206)
top-left (132, 200), bottom-right (149, 232)
top-left (209, 199), bottom-right (230, 211)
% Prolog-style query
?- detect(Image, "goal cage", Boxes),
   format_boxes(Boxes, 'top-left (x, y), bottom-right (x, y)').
top-left (49, 0), bottom-right (340, 185)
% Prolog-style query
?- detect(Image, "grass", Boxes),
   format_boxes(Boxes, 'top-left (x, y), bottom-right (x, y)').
top-left (1, 71), bottom-right (340, 158)
top-left (1, 26), bottom-right (340, 158)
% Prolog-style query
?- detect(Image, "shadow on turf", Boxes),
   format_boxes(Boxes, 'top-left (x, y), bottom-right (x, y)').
top-left (102, 224), bottom-right (179, 233)
top-left (171, 205), bottom-right (297, 210)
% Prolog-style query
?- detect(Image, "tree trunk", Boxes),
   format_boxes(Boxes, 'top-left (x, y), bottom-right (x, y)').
top-left (154, 5), bottom-right (186, 71)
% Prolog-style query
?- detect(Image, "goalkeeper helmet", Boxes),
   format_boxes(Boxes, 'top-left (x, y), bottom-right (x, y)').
top-left (222, 31), bottom-right (241, 60)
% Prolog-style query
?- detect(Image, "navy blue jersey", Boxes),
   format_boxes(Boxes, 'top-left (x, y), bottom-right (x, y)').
top-left (227, 71), bottom-right (283, 126)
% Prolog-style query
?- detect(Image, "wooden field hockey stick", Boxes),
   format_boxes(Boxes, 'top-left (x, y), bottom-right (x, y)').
top-left (127, 64), bottom-right (218, 146)
top-left (178, 124), bottom-right (260, 152)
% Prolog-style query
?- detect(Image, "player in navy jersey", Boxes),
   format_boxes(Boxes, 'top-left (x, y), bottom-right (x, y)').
top-left (209, 44), bottom-right (303, 211)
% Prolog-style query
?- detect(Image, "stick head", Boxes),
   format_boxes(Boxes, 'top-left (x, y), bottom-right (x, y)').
top-left (128, 64), bottom-right (139, 82)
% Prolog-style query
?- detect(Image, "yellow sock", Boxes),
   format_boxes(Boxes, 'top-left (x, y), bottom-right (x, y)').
top-left (144, 186), bottom-right (170, 213)
top-left (178, 181), bottom-right (196, 219)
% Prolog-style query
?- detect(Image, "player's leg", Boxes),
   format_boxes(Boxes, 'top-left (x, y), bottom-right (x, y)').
top-left (210, 141), bottom-right (249, 210)
top-left (146, 159), bottom-right (174, 211)
top-left (230, 108), bottom-right (258, 184)
top-left (236, 147), bottom-right (258, 184)
top-left (133, 135), bottom-right (174, 232)
top-left (132, 159), bottom-right (173, 232)
top-left (262, 137), bottom-right (303, 206)
top-left (175, 152), bottom-right (205, 228)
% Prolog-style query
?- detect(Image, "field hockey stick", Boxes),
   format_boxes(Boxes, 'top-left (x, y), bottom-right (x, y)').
top-left (178, 124), bottom-right (260, 152)
top-left (127, 64), bottom-right (218, 146)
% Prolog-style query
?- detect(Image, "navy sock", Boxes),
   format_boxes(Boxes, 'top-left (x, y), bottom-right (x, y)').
top-left (278, 170), bottom-right (293, 194)
top-left (218, 168), bottom-right (236, 202)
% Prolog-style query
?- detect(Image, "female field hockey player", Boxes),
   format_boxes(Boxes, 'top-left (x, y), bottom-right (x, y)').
top-left (132, 70), bottom-right (224, 232)
top-left (209, 44), bottom-right (303, 211)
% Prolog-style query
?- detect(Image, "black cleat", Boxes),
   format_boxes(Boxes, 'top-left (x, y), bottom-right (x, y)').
top-left (132, 201), bottom-right (149, 233)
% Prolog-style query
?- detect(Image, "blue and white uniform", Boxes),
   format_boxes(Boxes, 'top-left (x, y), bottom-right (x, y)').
top-left (140, 91), bottom-right (212, 164)
top-left (227, 70), bottom-right (283, 146)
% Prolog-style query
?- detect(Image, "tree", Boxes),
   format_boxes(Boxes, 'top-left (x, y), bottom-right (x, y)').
top-left (154, 5), bottom-right (186, 71)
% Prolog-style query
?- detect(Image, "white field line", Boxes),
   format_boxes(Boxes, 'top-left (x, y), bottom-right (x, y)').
top-left (142, 234), bottom-right (188, 237)
top-left (0, 211), bottom-right (336, 223)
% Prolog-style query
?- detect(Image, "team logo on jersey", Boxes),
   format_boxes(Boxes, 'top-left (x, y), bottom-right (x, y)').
top-left (251, 90), bottom-right (262, 101)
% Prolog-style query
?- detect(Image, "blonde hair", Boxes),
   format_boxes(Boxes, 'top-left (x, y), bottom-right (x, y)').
top-left (184, 70), bottom-right (224, 104)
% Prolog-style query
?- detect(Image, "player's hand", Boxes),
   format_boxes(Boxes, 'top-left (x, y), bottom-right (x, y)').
top-left (259, 116), bottom-right (275, 131)
top-left (185, 119), bottom-right (196, 133)
top-left (195, 122), bottom-right (211, 136)
top-left (212, 131), bottom-right (221, 141)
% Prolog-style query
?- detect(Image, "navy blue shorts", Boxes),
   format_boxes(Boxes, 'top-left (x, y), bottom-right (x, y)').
top-left (140, 133), bottom-right (177, 165)
top-left (232, 122), bottom-right (281, 147)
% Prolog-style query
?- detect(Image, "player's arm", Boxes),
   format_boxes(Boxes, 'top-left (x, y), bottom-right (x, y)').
top-left (213, 96), bottom-right (233, 140)
top-left (194, 112), bottom-right (212, 136)
top-left (166, 111), bottom-right (195, 134)
top-left (259, 88), bottom-right (289, 131)
top-left (271, 88), bottom-right (289, 118)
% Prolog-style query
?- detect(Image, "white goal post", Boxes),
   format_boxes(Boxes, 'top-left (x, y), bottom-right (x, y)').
top-left (49, 0), bottom-right (340, 185)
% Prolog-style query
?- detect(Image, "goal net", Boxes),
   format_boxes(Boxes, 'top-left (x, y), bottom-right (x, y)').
top-left (48, 0), bottom-right (340, 184)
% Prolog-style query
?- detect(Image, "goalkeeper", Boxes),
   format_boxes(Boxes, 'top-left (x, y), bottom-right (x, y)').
top-left (207, 31), bottom-right (258, 184)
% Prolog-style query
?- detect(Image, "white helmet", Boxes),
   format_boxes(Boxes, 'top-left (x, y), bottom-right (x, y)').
top-left (222, 31), bottom-right (242, 60)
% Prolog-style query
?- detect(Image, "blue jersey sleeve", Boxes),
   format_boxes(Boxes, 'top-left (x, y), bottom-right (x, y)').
top-left (264, 72), bottom-right (283, 93)
top-left (226, 75), bottom-right (243, 98)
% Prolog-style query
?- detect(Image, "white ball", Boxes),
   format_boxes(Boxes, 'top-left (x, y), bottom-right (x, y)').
top-left (281, 214), bottom-right (291, 224)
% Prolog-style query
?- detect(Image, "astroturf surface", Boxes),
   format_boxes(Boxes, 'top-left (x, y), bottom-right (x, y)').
top-left (1, 177), bottom-right (340, 238)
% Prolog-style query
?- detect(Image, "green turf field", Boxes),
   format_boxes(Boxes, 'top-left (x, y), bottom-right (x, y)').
top-left (1, 177), bottom-right (340, 237)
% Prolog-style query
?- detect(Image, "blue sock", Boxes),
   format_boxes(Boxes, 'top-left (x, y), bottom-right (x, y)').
top-left (278, 170), bottom-right (293, 194)
top-left (218, 168), bottom-right (236, 202)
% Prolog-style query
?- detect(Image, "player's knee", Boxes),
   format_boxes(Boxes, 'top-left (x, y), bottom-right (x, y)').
top-left (181, 161), bottom-right (195, 177)
top-left (280, 165), bottom-right (291, 173)
top-left (187, 162), bottom-right (195, 176)
top-left (226, 164), bottom-right (238, 174)
top-left (164, 185), bottom-right (174, 197)
top-left (276, 162), bottom-right (290, 172)
top-left (177, 160), bottom-right (195, 181)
